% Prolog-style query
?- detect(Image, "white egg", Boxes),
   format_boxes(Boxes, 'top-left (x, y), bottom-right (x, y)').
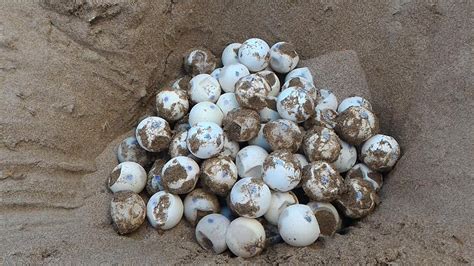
top-left (277, 87), bottom-right (315, 123)
top-left (278, 204), bottom-right (320, 247)
top-left (184, 188), bottom-right (220, 226)
top-left (116, 136), bottom-right (151, 167)
top-left (281, 76), bottom-right (319, 101)
top-left (195, 214), bottom-right (231, 254)
top-left (269, 41), bottom-right (299, 73)
top-left (284, 67), bottom-right (314, 85)
top-left (218, 63), bottom-right (250, 93)
top-left (302, 161), bottom-right (345, 202)
top-left (188, 74), bottom-right (221, 103)
top-left (188, 101), bottom-right (224, 126)
top-left (248, 125), bottom-right (272, 152)
top-left (225, 217), bottom-right (266, 258)
top-left (259, 107), bottom-right (281, 123)
top-left (210, 67), bottom-right (222, 80)
top-left (216, 92), bottom-right (240, 116)
top-left (229, 177), bottom-right (271, 218)
top-left (294, 154), bottom-right (309, 169)
top-left (361, 134), bottom-right (400, 172)
top-left (263, 150), bottom-right (301, 192)
top-left (183, 48), bottom-right (217, 76)
top-left (333, 140), bottom-right (357, 173)
top-left (346, 163), bottom-right (383, 191)
top-left (169, 130), bottom-right (191, 158)
top-left (337, 96), bottom-right (373, 113)
top-left (201, 155), bottom-right (238, 196)
top-left (235, 73), bottom-right (272, 110)
top-left (156, 87), bottom-right (189, 122)
top-left (335, 106), bottom-right (379, 145)
top-left (316, 88), bottom-right (338, 111)
top-left (238, 38), bottom-right (270, 72)
top-left (264, 191), bottom-right (298, 225)
top-left (235, 145), bottom-right (268, 178)
top-left (307, 202), bottom-right (341, 237)
top-left (221, 43), bottom-right (241, 66)
top-left (303, 126), bottom-right (341, 163)
top-left (161, 156), bottom-right (200, 194)
top-left (257, 70), bottom-right (280, 97)
top-left (108, 161), bottom-right (147, 193)
top-left (263, 119), bottom-right (303, 152)
top-left (135, 116), bottom-right (172, 152)
top-left (110, 191), bottom-right (146, 235)
top-left (220, 133), bottom-right (240, 159)
top-left (147, 191), bottom-right (183, 230)
top-left (186, 122), bottom-right (224, 159)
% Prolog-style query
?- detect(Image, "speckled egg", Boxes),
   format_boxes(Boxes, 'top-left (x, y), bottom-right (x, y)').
top-left (302, 161), bottom-right (345, 202)
top-left (146, 157), bottom-right (168, 195)
top-left (303, 108), bottom-right (338, 130)
top-left (235, 145), bottom-right (268, 178)
top-left (216, 92), bottom-right (240, 116)
top-left (210, 67), bottom-right (222, 80)
top-left (147, 191), bottom-right (183, 230)
top-left (156, 87), bottom-right (189, 122)
top-left (257, 70), bottom-right (280, 97)
top-left (229, 177), bottom-right (271, 218)
top-left (221, 43), bottom-right (241, 66)
top-left (116, 136), bottom-right (151, 167)
top-left (218, 63), bottom-right (250, 93)
top-left (334, 178), bottom-right (377, 219)
top-left (259, 97), bottom-right (281, 123)
top-left (263, 150), bottom-right (301, 192)
top-left (277, 87), bottom-right (315, 123)
top-left (337, 96), bottom-right (372, 113)
top-left (307, 202), bottom-right (341, 237)
top-left (238, 38), bottom-right (270, 72)
top-left (225, 217), bottom-right (266, 258)
top-left (235, 74), bottom-right (272, 110)
top-left (335, 106), bottom-right (379, 145)
top-left (248, 125), bottom-right (272, 152)
top-left (186, 122), bottom-right (224, 159)
top-left (184, 188), bottom-right (220, 226)
top-left (135, 116), bottom-right (172, 152)
top-left (110, 191), bottom-right (146, 235)
top-left (284, 67), bottom-right (314, 85)
top-left (183, 48), bottom-right (217, 76)
top-left (316, 88), bottom-right (338, 111)
top-left (169, 130), bottom-right (191, 158)
top-left (188, 101), bottom-right (224, 126)
top-left (361, 134), bottom-right (401, 172)
top-left (223, 108), bottom-right (260, 142)
top-left (303, 126), bottom-right (342, 162)
top-left (269, 41), bottom-right (299, 73)
top-left (281, 76), bottom-right (319, 101)
top-left (161, 156), bottom-right (200, 194)
top-left (188, 74), bottom-right (221, 103)
top-left (200, 155), bottom-right (238, 196)
top-left (278, 204), bottom-right (320, 247)
top-left (220, 133), bottom-right (240, 159)
top-left (333, 140), bottom-right (357, 173)
top-left (263, 119), bottom-right (303, 152)
top-left (264, 191), bottom-right (299, 225)
top-left (195, 213), bottom-right (231, 254)
top-left (346, 163), bottom-right (383, 192)
top-left (108, 161), bottom-right (147, 193)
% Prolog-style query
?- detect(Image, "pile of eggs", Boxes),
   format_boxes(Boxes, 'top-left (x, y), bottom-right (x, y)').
top-left (108, 38), bottom-right (401, 258)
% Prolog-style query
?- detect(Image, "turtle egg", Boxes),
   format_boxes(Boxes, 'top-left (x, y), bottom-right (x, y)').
top-left (238, 38), bottom-right (270, 72)
top-left (284, 67), bottom-right (314, 85)
top-left (302, 161), bottom-right (345, 202)
top-left (108, 162), bottom-right (147, 193)
top-left (218, 63), bottom-right (250, 93)
top-left (282, 76), bottom-right (319, 101)
top-left (156, 87), bottom-right (189, 122)
top-left (200, 156), bottom-right (238, 196)
top-left (303, 126), bottom-right (342, 162)
top-left (235, 145), bottom-right (268, 178)
top-left (263, 150), bottom-right (301, 192)
top-left (223, 108), bottom-right (260, 142)
top-left (161, 156), bottom-right (200, 194)
top-left (259, 97), bottom-right (281, 123)
top-left (169, 130), bottom-right (191, 158)
top-left (278, 204), bottom-right (320, 247)
top-left (221, 43), bottom-right (241, 66)
top-left (188, 101), bottom-right (224, 126)
top-left (335, 106), bottom-right (379, 145)
top-left (333, 140), bottom-right (357, 173)
top-left (116, 136), bottom-right (151, 167)
top-left (248, 125), bottom-right (272, 152)
top-left (361, 134), bottom-right (401, 172)
top-left (216, 92), bottom-right (240, 116)
top-left (183, 48), bottom-right (217, 76)
top-left (184, 188), bottom-right (220, 226)
top-left (220, 133), bottom-right (240, 159)
top-left (229, 177), bottom-right (271, 218)
top-left (110, 191), bottom-right (146, 235)
top-left (263, 119), bottom-right (303, 152)
top-left (146, 157), bottom-right (168, 195)
top-left (307, 202), bottom-right (341, 237)
top-left (147, 191), bottom-right (183, 230)
top-left (264, 191), bottom-right (299, 225)
top-left (346, 163), bottom-right (383, 191)
top-left (235, 74), bottom-right (272, 110)
top-left (188, 74), bottom-right (221, 103)
top-left (135, 116), bottom-right (172, 152)
top-left (257, 70), bottom-right (280, 97)
top-left (277, 87), bottom-right (315, 123)
top-left (304, 108), bottom-right (338, 130)
top-left (210, 67), bottom-right (222, 80)
top-left (170, 76), bottom-right (191, 90)
top-left (195, 214), bottom-right (231, 254)
top-left (294, 154), bottom-right (309, 169)
top-left (316, 88), bottom-right (338, 111)
top-left (337, 96), bottom-right (372, 113)
top-left (187, 122), bottom-right (224, 159)
top-left (269, 41), bottom-right (299, 73)
top-left (226, 217), bottom-right (266, 258)
top-left (334, 178), bottom-right (377, 219)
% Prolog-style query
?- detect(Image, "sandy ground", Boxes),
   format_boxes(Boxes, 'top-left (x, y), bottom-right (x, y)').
top-left (1, 0), bottom-right (473, 264)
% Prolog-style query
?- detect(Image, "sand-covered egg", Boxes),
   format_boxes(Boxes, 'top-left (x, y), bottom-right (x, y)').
top-left (229, 177), bottom-right (271, 218)
top-left (195, 214), bottom-right (231, 254)
top-left (235, 74), bottom-right (272, 110)
top-left (302, 161), bottom-right (345, 202)
top-left (335, 106), bottom-right (379, 145)
top-left (235, 145), bottom-right (268, 178)
top-left (278, 204), bottom-right (320, 247)
top-left (263, 150), bottom-right (302, 192)
top-left (183, 48), bottom-right (217, 76)
top-left (146, 157), bottom-right (168, 195)
top-left (218, 63), bottom-right (250, 93)
top-left (223, 108), bottom-right (260, 142)
top-left (221, 42), bottom-right (241, 66)
top-left (259, 97), bottom-right (281, 123)
top-left (335, 178), bottom-right (377, 219)
top-left (277, 87), bottom-right (315, 123)
top-left (337, 96), bottom-right (372, 113)
top-left (161, 156), bottom-right (200, 194)
top-left (282, 77), bottom-right (319, 101)
top-left (346, 163), bottom-right (383, 191)
top-left (135, 116), bottom-right (172, 152)
top-left (108, 161), bottom-right (147, 193)
top-left (225, 217), bottom-right (266, 258)
top-left (116, 136), bottom-right (151, 167)
top-left (316, 88), bottom-right (338, 111)
top-left (169, 130), bottom-right (191, 158)
top-left (238, 38), bottom-right (270, 72)
top-left (263, 119), bottom-right (303, 152)
top-left (284, 67), bottom-right (314, 85)
top-left (303, 126), bottom-right (342, 162)
top-left (110, 191), bottom-right (146, 235)
top-left (188, 101), bottom-right (224, 126)
top-left (188, 74), bottom-right (221, 103)
top-left (156, 87), bottom-right (189, 122)
top-left (147, 191), bottom-right (183, 230)
top-left (200, 156), bottom-right (238, 196)
top-left (216, 92), bottom-right (240, 116)
top-left (184, 188), bottom-right (220, 226)
top-left (264, 191), bottom-right (299, 225)
top-left (304, 108), bottom-right (338, 130)
top-left (361, 134), bottom-right (401, 172)
top-left (258, 70), bottom-right (280, 97)
top-left (269, 41), bottom-right (299, 73)
top-left (307, 202), bottom-right (341, 237)
top-left (220, 133), bottom-right (240, 159)
top-left (186, 122), bottom-right (224, 159)
top-left (248, 125), bottom-right (272, 152)
top-left (333, 140), bottom-right (357, 173)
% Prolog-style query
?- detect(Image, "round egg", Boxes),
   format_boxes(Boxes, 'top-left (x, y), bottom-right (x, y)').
top-left (337, 96), bottom-right (373, 113)
top-left (216, 92), bottom-right (240, 116)
top-left (108, 161), bottom-right (147, 193)
top-left (183, 48), bottom-right (217, 76)
top-left (235, 145), bottom-right (268, 178)
top-left (302, 161), bottom-right (345, 202)
top-left (146, 157), bottom-right (168, 195)
top-left (257, 70), bottom-right (280, 97)
top-left (235, 74), bottom-right (272, 110)
top-left (238, 38), bottom-right (270, 72)
top-left (263, 119), bottom-right (303, 152)
top-left (264, 191), bottom-right (299, 225)
top-left (116, 136), bottom-right (151, 167)
top-left (334, 178), bottom-right (377, 219)
top-left (169, 130), bottom-right (191, 158)
top-left (248, 125), bottom-right (272, 152)
top-left (269, 41), bottom-right (299, 73)
top-left (225, 217), bottom-right (266, 258)
top-left (218, 63), bottom-right (250, 93)
top-left (186, 122), bottom-right (224, 159)
top-left (277, 87), bottom-right (315, 123)
top-left (222, 108), bottom-right (260, 142)
top-left (221, 43), bottom-right (241, 66)
top-left (282, 77), bottom-right (319, 101)
top-left (188, 101), bottom-right (224, 126)
top-left (135, 116), bottom-right (172, 152)
top-left (200, 156), bottom-right (238, 196)
top-left (195, 214), bottom-right (231, 254)
top-left (161, 156), bottom-right (200, 194)
top-left (316, 88), bottom-right (338, 111)
top-left (220, 133), bottom-right (240, 159)
top-left (284, 67), bottom-right (314, 85)
top-left (303, 108), bottom-right (338, 130)
top-left (333, 140), bottom-right (357, 173)
top-left (346, 163), bottom-right (383, 192)
top-left (156, 87), bottom-right (189, 122)
top-left (307, 202), bottom-right (341, 237)
top-left (259, 97), bottom-right (281, 123)
top-left (303, 126), bottom-right (342, 162)
top-left (335, 106), bottom-right (379, 145)
top-left (278, 204), bottom-right (320, 247)
top-left (110, 191), bottom-right (146, 235)
top-left (184, 188), bottom-right (220, 226)
top-left (147, 191), bottom-right (183, 230)
top-left (263, 150), bottom-right (301, 192)
top-left (210, 67), bottom-right (222, 80)
top-left (188, 74), bottom-right (221, 103)
top-left (229, 177), bottom-right (271, 218)
top-left (361, 134), bottom-right (401, 172)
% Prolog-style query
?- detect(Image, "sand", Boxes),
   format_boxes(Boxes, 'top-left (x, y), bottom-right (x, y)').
top-left (1, 0), bottom-right (473, 264)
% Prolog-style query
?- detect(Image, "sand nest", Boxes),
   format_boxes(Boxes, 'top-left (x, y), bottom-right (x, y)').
top-left (1, 1), bottom-right (472, 264)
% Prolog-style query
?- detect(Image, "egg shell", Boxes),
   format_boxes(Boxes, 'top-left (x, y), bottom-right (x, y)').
top-left (304, 108), bottom-right (338, 130)
top-left (146, 157), bottom-right (168, 195)
top-left (188, 101), bottom-right (224, 126)
top-left (235, 145), bottom-right (268, 178)
top-left (302, 161), bottom-right (345, 202)
top-left (161, 156), bottom-right (200, 194)
top-left (169, 130), bottom-right (191, 158)
top-left (229, 177), bottom-right (271, 218)
top-left (108, 162), bottom-right (147, 193)
top-left (223, 108), bottom-right (260, 142)
top-left (333, 140), bottom-right (357, 173)
top-left (248, 125), bottom-right (272, 152)
top-left (263, 119), bottom-right (303, 152)
top-left (183, 48), bottom-right (217, 76)
top-left (281, 77), bottom-right (319, 101)
top-left (186, 122), bottom-right (224, 159)
top-left (263, 150), bottom-right (302, 192)
top-left (216, 92), bottom-right (240, 116)
top-left (135, 116), bottom-right (172, 152)
top-left (188, 74), bottom-right (221, 103)
top-left (220, 133), bottom-right (240, 159)
top-left (184, 188), bottom-right (220, 226)
top-left (210, 67), bottom-right (222, 80)
top-left (170, 76), bottom-right (191, 90)
top-left (257, 70), bottom-right (280, 97)
top-left (307, 202), bottom-right (341, 237)
top-left (346, 163), bottom-right (383, 191)
top-left (147, 191), bottom-right (183, 230)
top-left (218, 63), bottom-right (250, 93)
top-left (277, 86), bottom-right (315, 123)
top-left (264, 191), bottom-right (299, 225)
top-left (238, 38), bottom-right (270, 72)
top-left (303, 126), bottom-right (342, 162)
top-left (225, 217), bottom-right (266, 258)
top-left (337, 96), bottom-right (372, 113)
top-left (361, 134), bottom-right (401, 172)
top-left (235, 74), bottom-right (272, 110)
top-left (278, 204), bottom-right (320, 247)
top-left (156, 87), bottom-right (189, 122)
top-left (335, 106), bottom-right (379, 145)
top-left (221, 43), bottom-right (241, 66)
top-left (316, 88), bottom-right (338, 111)
top-left (200, 156), bottom-right (238, 196)
top-left (269, 41), bottom-right (299, 73)
top-left (284, 67), bottom-right (314, 85)
top-left (110, 191), bottom-right (146, 235)
top-left (196, 214), bottom-right (231, 254)
top-left (334, 178), bottom-right (377, 219)
top-left (116, 136), bottom-right (151, 167)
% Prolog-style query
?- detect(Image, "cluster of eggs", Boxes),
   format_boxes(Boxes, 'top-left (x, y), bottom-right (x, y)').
top-left (108, 38), bottom-right (401, 258)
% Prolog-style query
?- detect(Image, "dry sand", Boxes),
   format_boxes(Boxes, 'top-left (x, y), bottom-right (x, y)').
top-left (1, 0), bottom-right (473, 264)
